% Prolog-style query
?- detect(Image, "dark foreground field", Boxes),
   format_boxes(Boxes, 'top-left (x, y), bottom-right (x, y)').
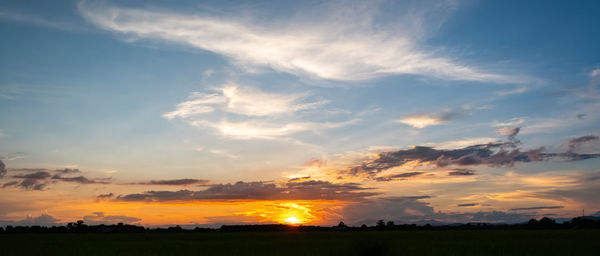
top-left (1, 230), bottom-right (599, 256)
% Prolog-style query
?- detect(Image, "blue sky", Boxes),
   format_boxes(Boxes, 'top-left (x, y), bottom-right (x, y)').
top-left (0, 0), bottom-right (599, 226)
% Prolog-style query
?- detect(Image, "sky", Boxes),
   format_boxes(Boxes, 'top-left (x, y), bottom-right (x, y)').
top-left (1, 0), bottom-right (599, 227)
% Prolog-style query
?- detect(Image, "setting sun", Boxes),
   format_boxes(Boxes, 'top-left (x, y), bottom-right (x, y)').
top-left (285, 217), bottom-right (301, 224)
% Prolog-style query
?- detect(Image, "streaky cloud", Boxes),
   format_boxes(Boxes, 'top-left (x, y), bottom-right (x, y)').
top-left (448, 169), bottom-right (475, 176)
top-left (374, 172), bottom-right (424, 182)
top-left (510, 206), bottom-right (564, 211)
top-left (132, 179), bottom-right (210, 186)
top-left (78, 1), bottom-right (518, 82)
top-left (116, 180), bottom-right (378, 202)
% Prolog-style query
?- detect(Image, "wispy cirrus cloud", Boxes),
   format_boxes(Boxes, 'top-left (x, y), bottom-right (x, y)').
top-left (0, 10), bottom-right (78, 31)
top-left (396, 112), bottom-right (459, 129)
top-left (78, 0), bottom-right (518, 82)
top-left (496, 87), bottom-right (528, 97)
top-left (163, 84), bottom-right (326, 119)
top-left (189, 119), bottom-right (358, 140)
top-left (164, 83), bottom-right (357, 139)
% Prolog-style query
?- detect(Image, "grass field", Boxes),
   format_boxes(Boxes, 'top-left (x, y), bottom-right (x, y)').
top-left (1, 230), bottom-right (599, 255)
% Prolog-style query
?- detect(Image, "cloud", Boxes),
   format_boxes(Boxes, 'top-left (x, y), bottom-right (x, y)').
top-left (133, 179), bottom-right (209, 186)
top-left (496, 87), bottom-right (527, 97)
top-left (566, 135), bottom-right (599, 152)
top-left (496, 127), bottom-right (520, 141)
top-left (164, 83), bottom-right (356, 139)
top-left (96, 193), bottom-right (114, 201)
top-left (82, 212), bottom-right (141, 225)
top-left (207, 149), bottom-right (240, 159)
top-left (397, 112), bottom-right (458, 128)
top-left (374, 172), bottom-right (424, 182)
top-left (116, 180), bottom-right (378, 202)
top-left (457, 203), bottom-right (478, 207)
top-left (288, 176), bottom-right (312, 182)
top-left (535, 171), bottom-right (600, 208)
top-left (341, 196), bottom-right (535, 225)
top-left (13, 171), bottom-right (52, 180)
top-left (346, 135), bottom-right (600, 179)
top-left (591, 69), bottom-right (600, 78)
top-left (164, 85), bottom-right (326, 119)
top-left (304, 159), bottom-right (325, 168)
top-left (497, 127), bottom-right (520, 136)
top-left (0, 213), bottom-right (61, 227)
top-left (2, 181), bottom-right (18, 188)
top-left (78, 1), bottom-right (516, 82)
top-left (0, 160), bottom-right (6, 178)
top-left (509, 206), bottom-right (564, 211)
top-left (0, 10), bottom-right (78, 31)
top-left (341, 196), bottom-right (434, 225)
top-left (190, 119), bottom-right (357, 140)
top-left (493, 118), bottom-right (525, 127)
top-left (1, 165), bottom-right (111, 190)
top-left (7, 171), bottom-right (51, 190)
top-left (51, 174), bottom-right (110, 184)
top-left (448, 169), bottom-right (475, 176)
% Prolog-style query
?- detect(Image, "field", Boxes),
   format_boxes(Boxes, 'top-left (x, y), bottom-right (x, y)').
top-left (1, 230), bottom-right (599, 255)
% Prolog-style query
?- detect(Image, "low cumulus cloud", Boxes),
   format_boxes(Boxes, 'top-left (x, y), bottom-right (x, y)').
top-left (96, 193), bottom-right (114, 201)
top-left (116, 180), bottom-right (378, 202)
top-left (1, 164), bottom-right (110, 190)
top-left (341, 196), bottom-right (537, 225)
top-left (0, 213), bottom-right (61, 227)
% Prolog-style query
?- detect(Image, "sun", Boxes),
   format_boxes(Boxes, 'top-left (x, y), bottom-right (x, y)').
top-left (284, 216), bottom-right (301, 224)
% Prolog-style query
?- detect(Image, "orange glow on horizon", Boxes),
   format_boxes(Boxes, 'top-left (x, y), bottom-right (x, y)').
top-left (43, 199), bottom-right (349, 226)
top-left (284, 216), bottom-right (301, 224)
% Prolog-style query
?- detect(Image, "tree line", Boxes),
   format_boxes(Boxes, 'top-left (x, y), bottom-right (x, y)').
top-left (1, 216), bottom-right (599, 234)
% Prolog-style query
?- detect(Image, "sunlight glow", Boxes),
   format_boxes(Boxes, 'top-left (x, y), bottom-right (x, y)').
top-left (285, 216), bottom-right (301, 224)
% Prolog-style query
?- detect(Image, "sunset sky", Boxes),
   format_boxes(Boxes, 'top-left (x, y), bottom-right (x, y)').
top-left (1, 0), bottom-right (599, 227)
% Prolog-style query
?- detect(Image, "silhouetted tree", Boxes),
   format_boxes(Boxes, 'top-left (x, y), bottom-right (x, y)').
top-left (338, 221), bottom-right (347, 228)
top-left (376, 220), bottom-right (385, 228)
top-left (386, 221), bottom-right (395, 229)
top-left (539, 217), bottom-right (556, 225)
